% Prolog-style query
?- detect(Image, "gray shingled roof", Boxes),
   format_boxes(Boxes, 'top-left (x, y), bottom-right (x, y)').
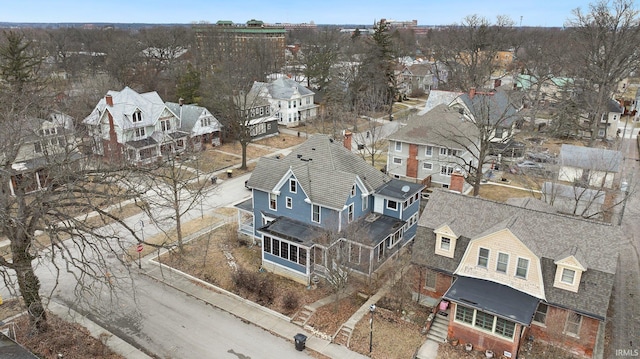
top-left (82, 87), bottom-right (170, 129)
top-left (417, 90), bottom-right (462, 115)
top-left (455, 89), bottom-right (520, 127)
top-left (560, 144), bottom-right (623, 172)
top-left (253, 77), bottom-right (314, 100)
top-left (412, 189), bottom-right (620, 320)
top-left (165, 102), bottom-right (220, 135)
top-left (388, 104), bottom-right (479, 149)
top-left (607, 99), bottom-right (624, 113)
top-left (505, 197), bottom-right (558, 213)
top-left (247, 135), bottom-right (390, 210)
top-left (406, 63), bottom-right (434, 77)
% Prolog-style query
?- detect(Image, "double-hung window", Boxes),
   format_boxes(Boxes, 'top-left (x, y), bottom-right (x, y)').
top-left (269, 193), bottom-right (277, 210)
top-left (516, 258), bottom-right (529, 278)
top-left (496, 252), bottom-right (509, 273)
top-left (561, 268), bottom-right (575, 284)
top-left (478, 248), bottom-right (489, 268)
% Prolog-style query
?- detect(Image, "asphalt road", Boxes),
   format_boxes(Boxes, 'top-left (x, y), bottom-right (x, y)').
top-left (53, 271), bottom-right (310, 359)
top-left (2, 169), bottom-right (312, 358)
top-left (608, 138), bottom-right (640, 358)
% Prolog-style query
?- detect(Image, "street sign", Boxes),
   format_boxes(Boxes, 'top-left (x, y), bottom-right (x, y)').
top-left (136, 244), bottom-right (144, 252)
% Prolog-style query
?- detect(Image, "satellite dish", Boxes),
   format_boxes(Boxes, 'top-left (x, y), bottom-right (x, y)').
top-left (401, 185), bottom-right (410, 193)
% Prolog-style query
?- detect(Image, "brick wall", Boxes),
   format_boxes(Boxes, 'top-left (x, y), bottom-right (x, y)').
top-left (407, 144), bottom-right (418, 177)
top-left (411, 265), bottom-right (453, 300)
top-left (528, 305), bottom-right (599, 358)
top-left (448, 303), bottom-right (522, 357)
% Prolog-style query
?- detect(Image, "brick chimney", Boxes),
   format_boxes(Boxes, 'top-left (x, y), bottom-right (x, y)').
top-left (449, 170), bottom-right (465, 193)
top-left (469, 88), bottom-right (476, 99)
top-left (343, 130), bottom-right (352, 151)
top-left (105, 94), bottom-right (113, 106)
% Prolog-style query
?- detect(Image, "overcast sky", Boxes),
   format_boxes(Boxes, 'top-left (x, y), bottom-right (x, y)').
top-left (0, 0), bottom-right (604, 27)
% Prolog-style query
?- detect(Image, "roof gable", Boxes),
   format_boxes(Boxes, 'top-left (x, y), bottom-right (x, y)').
top-left (389, 104), bottom-right (478, 149)
top-left (455, 228), bottom-right (546, 299)
top-left (248, 135), bottom-right (390, 209)
top-left (83, 86), bottom-right (170, 130)
top-left (418, 189), bottom-right (620, 274)
top-left (555, 255), bottom-right (587, 271)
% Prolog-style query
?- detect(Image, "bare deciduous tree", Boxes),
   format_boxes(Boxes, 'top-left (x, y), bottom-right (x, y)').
top-left (565, 0), bottom-right (640, 145)
top-left (427, 14), bottom-right (514, 92)
top-left (0, 30), bottom-right (149, 333)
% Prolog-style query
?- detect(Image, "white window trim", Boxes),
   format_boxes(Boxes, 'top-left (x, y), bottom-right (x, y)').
top-left (312, 204), bottom-right (321, 223)
top-left (395, 141), bottom-right (402, 152)
top-left (561, 268), bottom-right (576, 285)
top-left (285, 196), bottom-right (292, 209)
top-left (393, 157), bottom-right (402, 164)
top-left (290, 179), bottom-right (297, 193)
top-left (425, 146), bottom-right (433, 156)
top-left (386, 200), bottom-right (398, 211)
top-left (269, 193), bottom-right (277, 211)
top-left (440, 237), bottom-right (451, 251)
top-left (496, 252), bottom-right (509, 273)
top-left (564, 311), bottom-right (582, 338)
top-left (423, 162), bottom-right (433, 170)
top-left (516, 257), bottom-right (530, 279)
top-left (478, 247), bottom-right (490, 268)
top-left (347, 203), bottom-right (354, 223)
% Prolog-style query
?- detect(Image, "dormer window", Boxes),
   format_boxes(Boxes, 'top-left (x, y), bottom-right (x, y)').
top-left (434, 225), bottom-right (458, 258)
top-left (132, 110), bottom-right (142, 123)
top-left (553, 256), bottom-right (585, 293)
top-left (561, 268), bottom-right (575, 284)
top-left (440, 237), bottom-right (451, 251)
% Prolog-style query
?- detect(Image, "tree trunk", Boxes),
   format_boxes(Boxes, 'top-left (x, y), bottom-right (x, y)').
top-left (240, 141), bottom-right (248, 170)
top-left (170, 158), bottom-right (184, 252)
top-left (13, 239), bottom-right (48, 333)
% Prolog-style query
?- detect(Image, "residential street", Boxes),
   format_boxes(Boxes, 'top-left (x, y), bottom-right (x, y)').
top-left (53, 269), bottom-right (311, 359)
top-left (1, 168), bottom-right (314, 358)
top-left (609, 138), bottom-right (640, 358)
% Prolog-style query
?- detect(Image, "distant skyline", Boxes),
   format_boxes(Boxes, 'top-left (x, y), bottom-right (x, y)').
top-left (0, 1), bottom-right (618, 27)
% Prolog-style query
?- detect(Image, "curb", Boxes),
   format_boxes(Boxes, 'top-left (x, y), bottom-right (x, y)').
top-left (48, 301), bottom-right (152, 359)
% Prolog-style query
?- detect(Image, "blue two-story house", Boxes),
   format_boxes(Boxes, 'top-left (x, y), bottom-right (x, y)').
top-left (236, 135), bottom-right (424, 285)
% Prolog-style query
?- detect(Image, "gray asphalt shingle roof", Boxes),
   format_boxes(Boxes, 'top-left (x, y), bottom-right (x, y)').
top-left (247, 135), bottom-right (390, 210)
top-left (253, 77), bottom-right (314, 100)
top-left (455, 89), bottom-right (520, 127)
top-left (412, 189), bottom-right (620, 320)
top-left (388, 104), bottom-right (478, 149)
top-left (560, 144), bottom-right (623, 172)
top-left (165, 102), bottom-right (221, 135)
top-left (417, 90), bottom-right (462, 115)
top-left (82, 87), bottom-right (171, 129)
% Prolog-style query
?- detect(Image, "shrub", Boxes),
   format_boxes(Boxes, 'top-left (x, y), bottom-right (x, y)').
top-left (232, 268), bottom-right (275, 305)
top-left (282, 291), bottom-right (299, 312)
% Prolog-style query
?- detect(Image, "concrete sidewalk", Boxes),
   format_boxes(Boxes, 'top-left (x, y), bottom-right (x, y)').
top-left (142, 258), bottom-right (370, 359)
top-left (48, 301), bottom-right (152, 359)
